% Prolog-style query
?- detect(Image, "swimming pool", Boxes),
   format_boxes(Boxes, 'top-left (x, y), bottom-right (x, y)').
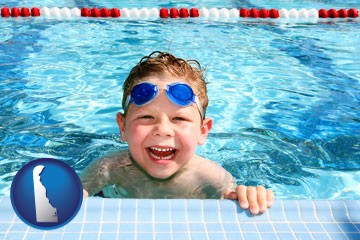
top-left (1, 0), bottom-right (360, 202)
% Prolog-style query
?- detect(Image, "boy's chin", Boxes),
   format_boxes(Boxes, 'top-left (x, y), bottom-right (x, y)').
top-left (147, 170), bottom-right (177, 181)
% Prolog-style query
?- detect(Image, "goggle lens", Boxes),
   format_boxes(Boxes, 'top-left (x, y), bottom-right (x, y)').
top-left (166, 83), bottom-right (195, 107)
top-left (131, 82), bottom-right (158, 106)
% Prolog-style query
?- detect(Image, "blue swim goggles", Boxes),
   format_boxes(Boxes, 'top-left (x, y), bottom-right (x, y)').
top-left (124, 82), bottom-right (204, 119)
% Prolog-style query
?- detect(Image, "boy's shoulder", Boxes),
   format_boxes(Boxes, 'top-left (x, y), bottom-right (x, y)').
top-left (188, 155), bottom-right (226, 171)
top-left (180, 155), bottom-right (237, 194)
top-left (185, 155), bottom-right (235, 181)
top-left (100, 150), bottom-right (130, 159)
top-left (95, 150), bottom-right (133, 169)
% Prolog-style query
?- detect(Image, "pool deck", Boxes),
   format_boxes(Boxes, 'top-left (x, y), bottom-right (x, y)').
top-left (0, 197), bottom-right (359, 240)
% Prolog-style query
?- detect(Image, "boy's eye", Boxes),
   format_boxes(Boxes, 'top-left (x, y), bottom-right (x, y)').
top-left (173, 116), bottom-right (188, 121)
top-left (139, 115), bottom-right (153, 119)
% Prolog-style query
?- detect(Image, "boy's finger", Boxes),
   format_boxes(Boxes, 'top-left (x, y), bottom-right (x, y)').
top-left (256, 186), bottom-right (267, 213)
top-left (83, 189), bottom-right (89, 198)
top-left (266, 190), bottom-right (275, 208)
top-left (247, 186), bottom-right (260, 215)
top-left (236, 185), bottom-right (249, 209)
top-left (223, 190), bottom-right (237, 200)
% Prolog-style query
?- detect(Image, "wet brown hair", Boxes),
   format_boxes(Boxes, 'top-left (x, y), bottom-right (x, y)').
top-left (122, 51), bottom-right (208, 117)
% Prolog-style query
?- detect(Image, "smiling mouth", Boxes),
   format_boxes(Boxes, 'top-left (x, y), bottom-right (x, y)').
top-left (148, 147), bottom-right (177, 160)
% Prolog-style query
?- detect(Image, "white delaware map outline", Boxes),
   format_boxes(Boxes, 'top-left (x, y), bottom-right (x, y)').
top-left (32, 165), bottom-right (58, 222)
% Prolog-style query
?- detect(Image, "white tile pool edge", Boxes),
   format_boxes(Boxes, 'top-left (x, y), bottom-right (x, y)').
top-left (0, 197), bottom-right (359, 240)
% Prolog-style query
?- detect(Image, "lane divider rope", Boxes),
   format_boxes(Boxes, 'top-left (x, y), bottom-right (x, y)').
top-left (1, 7), bottom-right (359, 19)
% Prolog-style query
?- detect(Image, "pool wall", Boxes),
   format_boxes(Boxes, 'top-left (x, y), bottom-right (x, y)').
top-left (1, 197), bottom-right (359, 240)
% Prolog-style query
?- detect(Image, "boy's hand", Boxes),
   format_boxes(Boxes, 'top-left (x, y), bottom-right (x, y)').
top-left (224, 185), bottom-right (274, 215)
top-left (83, 189), bottom-right (89, 198)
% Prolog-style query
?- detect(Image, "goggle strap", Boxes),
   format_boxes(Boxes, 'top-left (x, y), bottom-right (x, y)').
top-left (124, 95), bottom-right (131, 110)
top-left (194, 96), bottom-right (205, 119)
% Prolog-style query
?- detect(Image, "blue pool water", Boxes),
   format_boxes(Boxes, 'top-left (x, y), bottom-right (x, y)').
top-left (0, 0), bottom-right (359, 201)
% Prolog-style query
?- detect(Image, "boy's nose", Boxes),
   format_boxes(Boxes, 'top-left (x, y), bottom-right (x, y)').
top-left (153, 118), bottom-right (175, 137)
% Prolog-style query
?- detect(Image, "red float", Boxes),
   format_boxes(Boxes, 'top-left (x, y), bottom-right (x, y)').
top-left (240, 8), bottom-right (250, 17)
top-left (91, 8), bottom-right (101, 17)
top-left (259, 8), bottom-right (269, 18)
top-left (21, 7), bottom-right (30, 17)
top-left (31, 7), bottom-right (40, 17)
top-left (348, 8), bottom-right (359, 18)
top-left (189, 8), bottom-right (199, 17)
top-left (318, 9), bottom-right (328, 18)
top-left (159, 8), bottom-right (169, 18)
top-left (11, 7), bottom-right (21, 17)
top-left (337, 9), bottom-right (347, 18)
top-left (100, 8), bottom-right (110, 17)
top-left (249, 8), bottom-right (259, 18)
top-left (111, 8), bottom-right (120, 18)
top-left (327, 8), bottom-right (338, 18)
top-left (179, 8), bottom-right (189, 18)
top-left (81, 8), bottom-right (91, 17)
top-left (269, 9), bottom-right (279, 18)
top-left (1, 7), bottom-right (11, 17)
top-left (169, 8), bottom-right (179, 18)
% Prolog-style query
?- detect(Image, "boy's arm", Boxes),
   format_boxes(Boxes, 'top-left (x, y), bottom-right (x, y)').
top-left (224, 186), bottom-right (274, 215)
top-left (80, 157), bottom-right (113, 197)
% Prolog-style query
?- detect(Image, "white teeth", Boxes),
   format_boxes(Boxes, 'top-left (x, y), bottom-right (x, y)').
top-left (148, 147), bottom-right (176, 160)
top-left (150, 147), bottom-right (174, 152)
top-left (149, 151), bottom-right (175, 160)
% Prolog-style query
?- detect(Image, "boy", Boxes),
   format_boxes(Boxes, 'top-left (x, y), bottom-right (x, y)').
top-left (81, 51), bottom-right (274, 215)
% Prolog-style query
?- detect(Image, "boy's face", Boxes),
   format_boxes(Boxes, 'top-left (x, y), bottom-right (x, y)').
top-left (117, 76), bottom-right (212, 179)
